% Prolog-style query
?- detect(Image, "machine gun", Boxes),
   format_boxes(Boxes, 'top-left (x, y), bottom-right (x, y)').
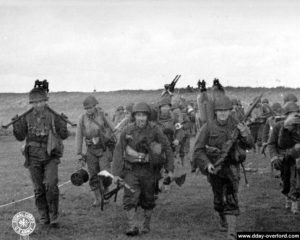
top-left (168, 74), bottom-right (181, 93)
top-left (98, 170), bottom-right (135, 210)
top-left (213, 93), bottom-right (264, 174)
top-left (162, 75), bottom-right (181, 96)
top-left (103, 179), bottom-right (135, 201)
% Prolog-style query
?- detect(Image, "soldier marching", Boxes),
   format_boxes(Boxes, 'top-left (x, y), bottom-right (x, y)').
top-left (5, 79), bottom-right (300, 239)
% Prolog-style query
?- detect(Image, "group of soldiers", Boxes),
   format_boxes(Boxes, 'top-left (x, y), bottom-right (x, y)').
top-left (10, 81), bottom-right (300, 240)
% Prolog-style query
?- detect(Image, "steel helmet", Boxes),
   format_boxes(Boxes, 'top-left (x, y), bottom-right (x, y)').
top-left (83, 95), bottom-right (99, 109)
top-left (262, 98), bottom-right (269, 104)
top-left (283, 102), bottom-right (299, 115)
top-left (132, 102), bottom-right (151, 116)
top-left (159, 97), bottom-right (172, 107)
top-left (214, 95), bottom-right (233, 111)
top-left (29, 87), bottom-right (48, 103)
top-left (283, 93), bottom-right (298, 104)
top-left (271, 102), bottom-right (282, 113)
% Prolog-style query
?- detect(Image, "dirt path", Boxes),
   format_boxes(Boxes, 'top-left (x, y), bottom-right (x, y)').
top-left (0, 136), bottom-right (299, 240)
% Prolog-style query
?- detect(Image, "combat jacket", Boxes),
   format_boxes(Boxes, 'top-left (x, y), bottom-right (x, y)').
top-left (113, 111), bottom-right (126, 126)
top-left (13, 107), bottom-right (68, 143)
top-left (112, 121), bottom-right (174, 177)
top-left (13, 107), bottom-right (68, 163)
top-left (268, 121), bottom-right (290, 159)
top-left (193, 116), bottom-right (253, 177)
top-left (262, 116), bottom-right (285, 144)
top-left (157, 112), bottom-right (176, 141)
top-left (76, 107), bottom-right (113, 154)
top-left (277, 124), bottom-right (300, 159)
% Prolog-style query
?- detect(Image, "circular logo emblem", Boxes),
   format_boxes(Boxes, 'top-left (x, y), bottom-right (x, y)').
top-left (12, 211), bottom-right (36, 236)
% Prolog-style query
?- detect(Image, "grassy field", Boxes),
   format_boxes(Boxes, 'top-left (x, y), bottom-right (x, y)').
top-left (0, 136), bottom-right (300, 240)
top-left (0, 89), bottom-right (300, 240)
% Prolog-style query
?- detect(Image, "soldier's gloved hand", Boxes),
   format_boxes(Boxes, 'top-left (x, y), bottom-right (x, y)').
top-left (284, 114), bottom-right (300, 131)
top-left (271, 156), bottom-right (283, 170)
top-left (237, 123), bottom-right (249, 137)
top-left (207, 163), bottom-right (215, 174)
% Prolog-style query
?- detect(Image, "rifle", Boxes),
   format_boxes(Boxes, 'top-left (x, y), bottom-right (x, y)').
top-left (213, 93), bottom-right (264, 173)
top-left (46, 106), bottom-right (77, 127)
top-left (2, 106), bottom-right (76, 129)
top-left (2, 108), bottom-right (33, 129)
top-left (98, 170), bottom-right (135, 210)
top-left (100, 110), bottom-right (117, 143)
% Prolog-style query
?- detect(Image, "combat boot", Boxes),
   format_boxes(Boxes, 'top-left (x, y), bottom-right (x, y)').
top-left (126, 209), bottom-right (139, 236)
top-left (291, 201), bottom-right (299, 214)
top-left (49, 199), bottom-right (59, 228)
top-left (38, 208), bottom-right (50, 225)
top-left (141, 209), bottom-right (153, 234)
top-left (219, 213), bottom-right (228, 232)
top-left (226, 215), bottom-right (237, 240)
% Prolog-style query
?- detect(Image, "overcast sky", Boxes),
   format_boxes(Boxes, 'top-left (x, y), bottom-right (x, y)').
top-left (0, 0), bottom-right (299, 92)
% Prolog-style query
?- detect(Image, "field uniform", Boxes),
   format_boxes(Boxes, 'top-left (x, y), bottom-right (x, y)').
top-left (248, 103), bottom-right (264, 151)
top-left (276, 104), bottom-right (300, 213)
top-left (231, 99), bottom-right (244, 123)
top-left (76, 107), bottom-right (113, 191)
top-left (193, 95), bottom-right (253, 240)
top-left (76, 96), bottom-right (114, 206)
top-left (112, 106), bottom-right (125, 126)
top-left (268, 121), bottom-right (292, 195)
top-left (13, 87), bottom-right (68, 226)
top-left (172, 103), bottom-right (192, 165)
top-left (112, 102), bottom-right (174, 236)
top-left (268, 102), bottom-right (300, 213)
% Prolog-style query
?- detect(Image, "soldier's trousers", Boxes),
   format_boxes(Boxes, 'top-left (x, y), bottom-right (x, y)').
top-left (250, 123), bottom-right (263, 147)
top-left (123, 164), bottom-right (156, 211)
top-left (281, 158), bottom-right (292, 196)
top-left (208, 174), bottom-right (240, 216)
top-left (288, 163), bottom-right (300, 201)
top-left (28, 158), bottom-right (60, 222)
top-left (86, 146), bottom-right (111, 191)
